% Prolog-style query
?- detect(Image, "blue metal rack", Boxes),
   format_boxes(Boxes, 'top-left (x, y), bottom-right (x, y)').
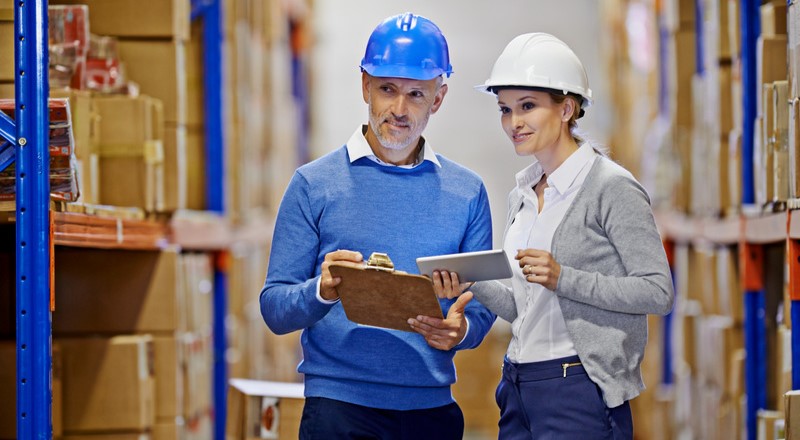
top-left (11, 0), bottom-right (230, 437)
top-left (739, 1), bottom-right (762, 439)
top-left (10, 0), bottom-right (52, 438)
top-left (191, 1), bottom-right (228, 438)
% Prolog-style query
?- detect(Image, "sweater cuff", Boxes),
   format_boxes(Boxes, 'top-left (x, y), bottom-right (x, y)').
top-left (315, 276), bottom-right (340, 305)
top-left (556, 265), bottom-right (578, 297)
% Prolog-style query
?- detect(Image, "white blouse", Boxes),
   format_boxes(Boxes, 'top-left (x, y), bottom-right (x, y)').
top-left (503, 143), bottom-right (597, 363)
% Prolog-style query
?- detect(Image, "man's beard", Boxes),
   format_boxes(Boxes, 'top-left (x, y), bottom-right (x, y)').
top-left (368, 103), bottom-right (431, 151)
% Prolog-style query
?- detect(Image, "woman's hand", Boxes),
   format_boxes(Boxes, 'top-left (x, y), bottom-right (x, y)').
top-left (516, 249), bottom-right (561, 291)
top-left (431, 270), bottom-right (474, 299)
top-left (319, 250), bottom-right (364, 301)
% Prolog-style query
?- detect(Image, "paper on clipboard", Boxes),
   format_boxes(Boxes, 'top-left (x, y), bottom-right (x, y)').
top-left (329, 252), bottom-right (443, 332)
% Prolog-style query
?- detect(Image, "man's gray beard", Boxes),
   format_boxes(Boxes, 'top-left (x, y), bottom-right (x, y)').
top-left (368, 103), bottom-right (430, 151)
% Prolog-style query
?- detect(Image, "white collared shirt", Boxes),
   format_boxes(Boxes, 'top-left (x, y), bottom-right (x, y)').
top-left (345, 125), bottom-right (441, 168)
top-left (503, 142), bottom-right (598, 363)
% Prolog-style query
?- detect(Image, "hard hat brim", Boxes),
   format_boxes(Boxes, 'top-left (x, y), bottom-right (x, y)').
top-left (362, 64), bottom-right (452, 81)
top-left (473, 83), bottom-right (593, 109)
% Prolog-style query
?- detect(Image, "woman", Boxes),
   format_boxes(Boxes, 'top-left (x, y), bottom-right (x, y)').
top-left (413, 33), bottom-right (674, 439)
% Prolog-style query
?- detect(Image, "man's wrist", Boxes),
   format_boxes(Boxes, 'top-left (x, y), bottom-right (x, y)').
top-left (315, 277), bottom-right (340, 304)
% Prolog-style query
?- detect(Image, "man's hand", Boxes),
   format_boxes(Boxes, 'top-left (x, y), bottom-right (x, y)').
top-left (516, 248), bottom-right (561, 291)
top-left (431, 270), bottom-right (473, 299)
top-left (407, 292), bottom-right (473, 350)
top-left (320, 250), bottom-right (364, 301)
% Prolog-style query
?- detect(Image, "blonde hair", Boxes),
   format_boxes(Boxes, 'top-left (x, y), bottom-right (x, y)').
top-left (545, 91), bottom-right (584, 145)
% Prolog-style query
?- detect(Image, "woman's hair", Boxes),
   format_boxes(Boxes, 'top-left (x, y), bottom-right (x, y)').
top-left (490, 86), bottom-right (585, 145)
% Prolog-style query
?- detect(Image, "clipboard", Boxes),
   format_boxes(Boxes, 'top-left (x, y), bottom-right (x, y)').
top-left (329, 252), bottom-right (444, 332)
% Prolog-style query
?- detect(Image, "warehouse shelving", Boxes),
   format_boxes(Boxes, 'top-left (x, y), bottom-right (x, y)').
top-left (656, 210), bottom-right (792, 439)
top-left (5, 0), bottom-right (237, 437)
top-left (6, 0), bottom-right (53, 438)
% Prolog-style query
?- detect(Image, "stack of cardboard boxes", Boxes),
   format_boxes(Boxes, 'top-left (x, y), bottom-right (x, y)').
top-left (51, 247), bottom-right (214, 439)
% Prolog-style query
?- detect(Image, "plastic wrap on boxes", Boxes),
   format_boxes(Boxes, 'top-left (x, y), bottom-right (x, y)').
top-left (0, 98), bottom-right (79, 202)
top-left (48, 5), bottom-right (89, 89)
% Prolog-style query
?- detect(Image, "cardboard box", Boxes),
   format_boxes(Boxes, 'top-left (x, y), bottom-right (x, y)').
top-left (153, 335), bottom-right (182, 420)
top-left (63, 434), bottom-right (149, 440)
top-left (757, 36), bottom-right (788, 119)
top-left (50, 88), bottom-right (99, 203)
top-left (186, 20), bottom-right (205, 127)
top-left (664, 0), bottom-right (696, 32)
top-left (152, 421), bottom-right (182, 440)
top-left (0, 342), bottom-right (63, 439)
top-left (226, 379), bottom-right (304, 440)
top-left (790, 98), bottom-right (800, 199)
top-left (786, 390), bottom-right (800, 440)
top-left (186, 126), bottom-right (206, 210)
top-left (727, 0), bottom-right (740, 60)
top-left (772, 81), bottom-right (790, 201)
top-left (117, 40), bottom-right (186, 125)
top-left (775, 326), bottom-right (793, 413)
top-left (94, 95), bottom-right (165, 211)
top-left (728, 129), bottom-right (742, 213)
top-left (181, 332), bottom-right (212, 420)
top-left (53, 248), bottom-right (184, 334)
top-left (50, 0), bottom-right (189, 41)
top-left (58, 335), bottom-right (154, 432)
top-left (163, 124), bottom-right (188, 212)
top-left (703, 0), bottom-right (732, 62)
top-left (760, 2), bottom-right (788, 37)
top-left (0, 82), bottom-right (11, 99)
top-left (0, 9), bottom-right (12, 82)
top-left (671, 30), bottom-right (696, 130)
top-left (789, 1), bottom-right (799, 97)
top-left (757, 409), bottom-right (785, 440)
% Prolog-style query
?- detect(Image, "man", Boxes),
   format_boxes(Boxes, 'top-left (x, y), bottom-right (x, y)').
top-left (260, 12), bottom-right (495, 439)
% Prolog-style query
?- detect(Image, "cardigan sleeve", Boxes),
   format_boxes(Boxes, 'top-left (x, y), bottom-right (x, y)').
top-left (470, 280), bottom-right (517, 323)
top-left (555, 174), bottom-right (674, 315)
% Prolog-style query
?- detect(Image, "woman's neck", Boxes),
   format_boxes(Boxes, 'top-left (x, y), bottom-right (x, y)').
top-left (536, 136), bottom-right (580, 176)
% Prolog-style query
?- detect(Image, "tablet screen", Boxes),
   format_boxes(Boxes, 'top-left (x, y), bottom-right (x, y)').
top-left (416, 249), bottom-right (513, 282)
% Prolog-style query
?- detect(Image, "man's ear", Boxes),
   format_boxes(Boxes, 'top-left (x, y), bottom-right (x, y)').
top-left (430, 83), bottom-right (448, 115)
top-left (361, 72), bottom-right (370, 104)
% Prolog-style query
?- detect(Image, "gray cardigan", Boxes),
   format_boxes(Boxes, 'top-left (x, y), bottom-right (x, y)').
top-left (472, 155), bottom-right (674, 408)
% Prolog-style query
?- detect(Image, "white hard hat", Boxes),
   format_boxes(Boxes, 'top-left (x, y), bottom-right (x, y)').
top-left (476, 33), bottom-right (593, 109)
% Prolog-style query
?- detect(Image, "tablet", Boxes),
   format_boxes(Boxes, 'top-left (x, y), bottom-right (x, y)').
top-left (416, 249), bottom-right (513, 282)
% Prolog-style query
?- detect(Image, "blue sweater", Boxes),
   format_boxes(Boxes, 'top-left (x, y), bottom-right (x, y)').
top-left (260, 146), bottom-right (495, 410)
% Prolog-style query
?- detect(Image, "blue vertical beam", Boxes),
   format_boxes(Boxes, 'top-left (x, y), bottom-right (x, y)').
top-left (792, 300), bottom-right (800, 389)
top-left (741, 242), bottom-right (765, 440)
top-left (744, 289), bottom-right (767, 440)
top-left (212, 255), bottom-right (227, 440)
top-left (201, 0), bottom-right (224, 213)
top-left (658, 16), bottom-right (669, 117)
top-left (662, 275), bottom-right (675, 385)
top-left (694, 0), bottom-right (705, 76)
top-left (740, 0), bottom-right (760, 204)
top-left (788, 218), bottom-right (800, 389)
top-left (15, 0), bottom-right (51, 438)
top-left (199, 1), bottom-right (227, 439)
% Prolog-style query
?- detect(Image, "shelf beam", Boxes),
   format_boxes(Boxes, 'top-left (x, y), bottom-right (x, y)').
top-left (788, 212), bottom-right (800, 389)
top-left (15, 0), bottom-right (52, 438)
top-left (194, 1), bottom-right (227, 439)
top-left (0, 111), bottom-right (15, 143)
top-left (739, 0), bottom-right (760, 206)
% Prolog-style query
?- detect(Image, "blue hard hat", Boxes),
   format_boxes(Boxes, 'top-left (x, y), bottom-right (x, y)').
top-left (360, 13), bottom-right (453, 80)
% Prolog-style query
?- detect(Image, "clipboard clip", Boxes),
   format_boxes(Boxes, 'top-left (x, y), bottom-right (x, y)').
top-left (366, 252), bottom-right (395, 272)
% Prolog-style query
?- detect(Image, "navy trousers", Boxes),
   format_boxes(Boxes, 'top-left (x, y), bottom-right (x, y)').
top-left (298, 396), bottom-right (464, 440)
top-left (496, 355), bottom-right (633, 439)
